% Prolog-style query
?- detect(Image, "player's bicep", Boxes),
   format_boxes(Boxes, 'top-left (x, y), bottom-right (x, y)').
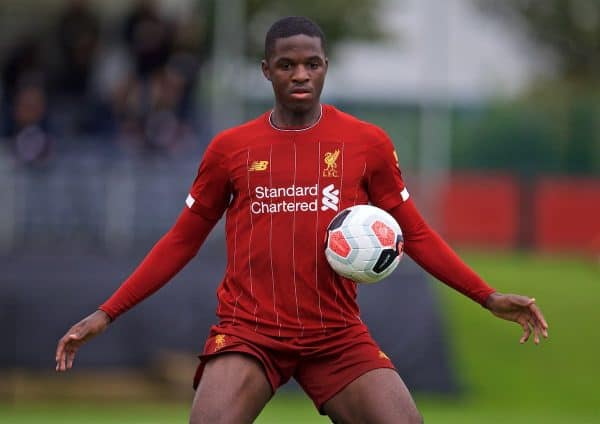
top-left (187, 146), bottom-right (232, 220)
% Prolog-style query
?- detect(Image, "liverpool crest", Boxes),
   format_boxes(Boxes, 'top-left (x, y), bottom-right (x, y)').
top-left (323, 149), bottom-right (340, 177)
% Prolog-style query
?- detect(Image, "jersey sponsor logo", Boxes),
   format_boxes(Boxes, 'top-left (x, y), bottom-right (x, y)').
top-left (321, 183), bottom-right (340, 211)
top-left (249, 183), bottom-right (340, 214)
top-left (255, 185), bottom-right (318, 198)
top-left (251, 184), bottom-right (319, 214)
top-left (323, 149), bottom-right (340, 177)
top-left (248, 160), bottom-right (269, 171)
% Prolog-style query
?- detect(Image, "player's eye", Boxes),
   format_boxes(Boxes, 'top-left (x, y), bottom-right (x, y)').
top-left (309, 62), bottom-right (320, 69)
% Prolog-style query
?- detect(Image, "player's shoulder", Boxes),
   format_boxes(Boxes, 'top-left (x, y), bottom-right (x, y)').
top-left (209, 112), bottom-right (270, 152)
top-left (324, 104), bottom-right (390, 142)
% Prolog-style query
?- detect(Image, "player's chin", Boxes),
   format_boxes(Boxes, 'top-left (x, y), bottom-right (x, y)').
top-left (285, 97), bottom-right (317, 112)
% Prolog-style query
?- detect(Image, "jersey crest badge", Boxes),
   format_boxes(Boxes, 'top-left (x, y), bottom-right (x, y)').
top-left (214, 334), bottom-right (227, 351)
top-left (323, 149), bottom-right (340, 177)
top-left (248, 160), bottom-right (269, 171)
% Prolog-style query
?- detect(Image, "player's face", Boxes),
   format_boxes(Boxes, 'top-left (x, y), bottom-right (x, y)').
top-left (262, 35), bottom-right (328, 115)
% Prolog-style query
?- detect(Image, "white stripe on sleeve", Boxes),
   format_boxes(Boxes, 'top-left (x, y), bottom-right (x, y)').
top-left (400, 188), bottom-right (410, 202)
top-left (186, 194), bottom-right (195, 208)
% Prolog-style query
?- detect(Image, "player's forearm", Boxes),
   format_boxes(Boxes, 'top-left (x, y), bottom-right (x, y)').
top-left (389, 201), bottom-right (495, 306)
top-left (99, 208), bottom-right (218, 320)
top-left (403, 226), bottom-right (495, 305)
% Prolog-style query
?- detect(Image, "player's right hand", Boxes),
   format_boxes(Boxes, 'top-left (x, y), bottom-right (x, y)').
top-left (55, 310), bottom-right (111, 372)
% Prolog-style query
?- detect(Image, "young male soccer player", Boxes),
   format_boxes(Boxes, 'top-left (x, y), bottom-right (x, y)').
top-left (56, 16), bottom-right (549, 424)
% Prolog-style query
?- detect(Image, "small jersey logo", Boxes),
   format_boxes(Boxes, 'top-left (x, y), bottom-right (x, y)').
top-left (214, 334), bottom-right (227, 352)
top-left (323, 149), bottom-right (340, 177)
top-left (321, 184), bottom-right (340, 211)
top-left (248, 160), bottom-right (269, 171)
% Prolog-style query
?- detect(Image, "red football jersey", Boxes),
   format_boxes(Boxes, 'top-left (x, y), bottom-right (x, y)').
top-left (186, 104), bottom-right (408, 337)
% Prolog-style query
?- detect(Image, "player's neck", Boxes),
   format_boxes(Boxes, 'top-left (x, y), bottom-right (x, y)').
top-left (269, 105), bottom-right (322, 131)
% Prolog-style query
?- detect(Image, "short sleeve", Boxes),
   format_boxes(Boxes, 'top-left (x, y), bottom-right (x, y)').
top-left (366, 130), bottom-right (410, 211)
top-left (186, 144), bottom-right (231, 221)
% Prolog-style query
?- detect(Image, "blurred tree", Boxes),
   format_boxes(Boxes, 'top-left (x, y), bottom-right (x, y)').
top-left (451, 84), bottom-right (600, 176)
top-left (451, 102), bottom-right (563, 175)
top-left (474, 0), bottom-right (600, 177)
top-left (478, 0), bottom-right (600, 81)
top-left (198, 0), bottom-right (386, 59)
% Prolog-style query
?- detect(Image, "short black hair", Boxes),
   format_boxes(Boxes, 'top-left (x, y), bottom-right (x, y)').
top-left (264, 16), bottom-right (326, 60)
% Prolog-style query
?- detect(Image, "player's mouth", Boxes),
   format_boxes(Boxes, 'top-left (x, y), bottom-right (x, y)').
top-left (289, 88), bottom-right (312, 99)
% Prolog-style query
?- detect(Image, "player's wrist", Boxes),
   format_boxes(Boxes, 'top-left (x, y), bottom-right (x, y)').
top-left (484, 292), bottom-right (501, 310)
top-left (95, 308), bottom-right (114, 324)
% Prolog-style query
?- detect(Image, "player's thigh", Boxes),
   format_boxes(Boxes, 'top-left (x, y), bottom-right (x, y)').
top-left (322, 368), bottom-right (422, 424)
top-left (189, 353), bottom-right (273, 424)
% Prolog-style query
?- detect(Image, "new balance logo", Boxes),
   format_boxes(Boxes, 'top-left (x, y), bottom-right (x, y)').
top-left (321, 184), bottom-right (339, 211)
top-left (248, 160), bottom-right (269, 171)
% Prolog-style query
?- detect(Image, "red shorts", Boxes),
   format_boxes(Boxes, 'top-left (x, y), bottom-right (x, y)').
top-left (193, 324), bottom-right (396, 412)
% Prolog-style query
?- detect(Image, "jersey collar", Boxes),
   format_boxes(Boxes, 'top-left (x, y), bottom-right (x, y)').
top-left (268, 104), bottom-right (323, 132)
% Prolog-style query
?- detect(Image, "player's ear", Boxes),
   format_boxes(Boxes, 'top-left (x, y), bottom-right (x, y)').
top-left (261, 59), bottom-right (271, 81)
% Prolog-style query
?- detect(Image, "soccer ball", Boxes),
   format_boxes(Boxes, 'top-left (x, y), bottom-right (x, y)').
top-left (324, 205), bottom-right (404, 284)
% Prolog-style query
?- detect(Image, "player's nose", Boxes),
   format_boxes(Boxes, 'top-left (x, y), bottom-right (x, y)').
top-left (292, 65), bottom-right (310, 82)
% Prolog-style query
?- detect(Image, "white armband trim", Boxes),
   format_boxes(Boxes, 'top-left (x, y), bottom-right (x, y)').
top-left (186, 194), bottom-right (196, 208)
top-left (400, 188), bottom-right (410, 202)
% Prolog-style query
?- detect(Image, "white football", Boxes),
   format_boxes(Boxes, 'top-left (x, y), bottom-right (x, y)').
top-left (324, 205), bottom-right (404, 284)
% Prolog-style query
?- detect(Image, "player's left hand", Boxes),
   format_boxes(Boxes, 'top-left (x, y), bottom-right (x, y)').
top-left (485, 293), bottom-right (549, 344)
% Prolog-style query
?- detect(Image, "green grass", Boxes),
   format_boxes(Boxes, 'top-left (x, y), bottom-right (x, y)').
top-left (0, 402), bottom-right (187, 424)
top-left (420, 251), bottom-right (600, 423)
top-left (1, 252), bottom-right (598, 423)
